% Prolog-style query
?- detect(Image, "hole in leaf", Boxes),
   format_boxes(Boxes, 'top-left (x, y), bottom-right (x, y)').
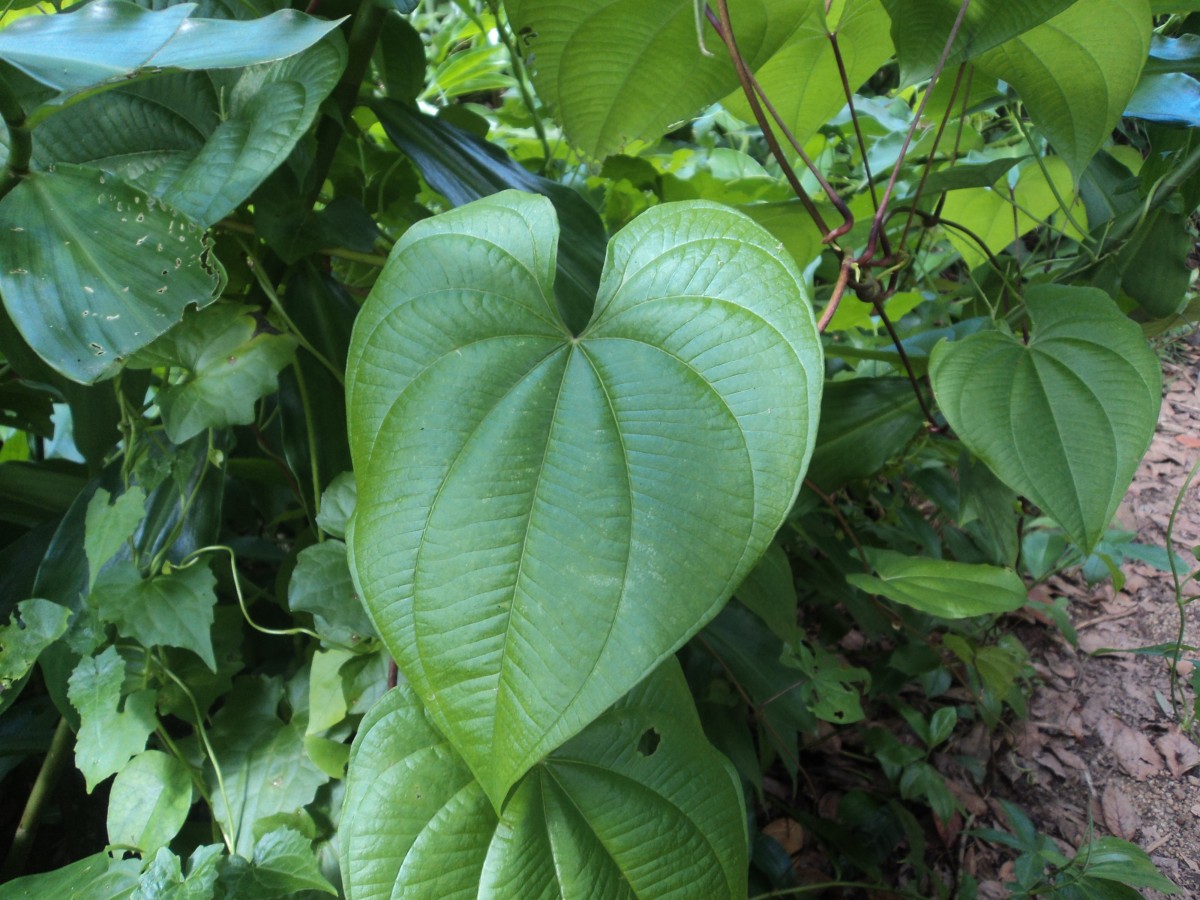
top-left (636, 727), bottom-right (661, 757)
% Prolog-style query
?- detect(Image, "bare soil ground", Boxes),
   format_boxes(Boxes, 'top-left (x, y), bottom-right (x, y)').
top-left (966, 331), bottom-right (1200, 896)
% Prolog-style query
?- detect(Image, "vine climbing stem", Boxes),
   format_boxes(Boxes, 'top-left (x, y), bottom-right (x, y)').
top-left (0, 70), bottom-right (31, 202)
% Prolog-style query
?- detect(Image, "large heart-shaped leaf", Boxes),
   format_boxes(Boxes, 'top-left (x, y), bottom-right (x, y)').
top-left (0, 164), bottom-right (225, 383)
top-left (930, 285), bottom-right (1161, 554)
top-left (882, 0), bottom-right (1081, 84)
top-left (976, 0), bottom-right (1151, 181)
top-left (505, 0), bottom-right (807, 159)
top-left (33, 40), bottom-right (345, 226)
top-left (347, 190), bottom-right (821, 806)
top-left (341, 660), bottom-right (747, 899)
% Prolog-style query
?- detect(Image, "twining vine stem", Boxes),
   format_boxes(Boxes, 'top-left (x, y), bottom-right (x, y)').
top-left (0, 70), bottom-right (31, 202)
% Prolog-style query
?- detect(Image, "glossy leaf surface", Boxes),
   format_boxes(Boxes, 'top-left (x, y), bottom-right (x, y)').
top-left (347, 191), bottom-right (821, 806)
top-left (0, 165), bottom-right (225, 383)
top-left (341, 660), bottom-right (747, 899)
top-left (0, 0), bottom-right (340, 96)
top-left (930, 286), bottom-right (1161, 553)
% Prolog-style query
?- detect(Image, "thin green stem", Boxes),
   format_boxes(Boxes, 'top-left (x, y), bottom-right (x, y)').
top-left (156, 663), bottom-right (235, 853)
top-left (1, 717), bottom-right (72, 879)
top-left (1165, 455), bottom-right (1200, 721)
top-left (240, 241), bottom-right (346, 386)
top-left (290, 358), bottom-right (323, 534)
top-left (1010, 111), bottom-right (1094, 257)
top-left (485, 0), bottom-right (553, 171)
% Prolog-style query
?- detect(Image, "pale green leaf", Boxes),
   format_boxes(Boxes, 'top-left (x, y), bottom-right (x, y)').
top-left (93, 559), bottom-right (218, 671)
top-left (505, 0), bottom-right (806, 158)
top-left (341, 660), bottom-right (747, 900)
top-left (84, 486), bottom-right (146, 589)
top-left (930, 286), bottom-right (1162, 553)
top-left (32, 40), bottom-right (345, 226)
top-left (129, 303), bottom-right (297, 443)
top-left (288, 540), bottom-right (376, 650)
top-left (0, 598), bottom-right (70, 702)
top-left (0, 0), bottom-right (341, 97)
top-left (0, 164), bottom-right (225, 384)
top-left (845, 548), bottom-right (1028, 618)
top-left (347, 190), bottom-right (822, 807)
top-left (940, 157), bottom-right (1088, 270)
top-left (106, 749), bottom-right (194, 854)
top-left (315, 471), bottom-right (356, 539)
top-left (68, 645), bottom-right (158, 791)
top-left (882, 0), bottom-right (1082, 84)
top-left (976, 0), bottom-right (1152, 180)
top-left (203, 676), bottom-right (329, 856)
top-left (726, 0), bottom-right (893, 149)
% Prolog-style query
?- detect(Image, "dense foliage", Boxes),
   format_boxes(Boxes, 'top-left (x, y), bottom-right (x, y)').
top-left (1, 0), bottom-right (1198, 896)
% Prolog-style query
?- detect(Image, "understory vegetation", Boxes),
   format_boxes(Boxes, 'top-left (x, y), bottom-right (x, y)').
top-left (1, 0), bottom-right (1199, 897)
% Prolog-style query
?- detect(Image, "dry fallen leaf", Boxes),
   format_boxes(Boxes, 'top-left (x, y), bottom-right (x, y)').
top-left (1157, 727), bottom-right (1200, 778)
top-left (1101, 782), bottom-right (1141, 839)
top-left (762, 818), bottom-right (805, 855)
top-left (1111, 720), bottom-right (1165, 780)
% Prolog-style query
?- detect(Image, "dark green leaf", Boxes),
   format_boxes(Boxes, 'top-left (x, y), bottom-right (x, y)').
top-left (93, 558), bottom-right (218, 671)
top-left (734, 541), bottom-right (798, 644)
top-left (129, 302), bottom-right (297, 443)
top-left (930, 285), bottom-right (1162, 553)
top-left (288, 541), bottom-right (376, 649)
top-left (0, 164), bottom-right (226, 383)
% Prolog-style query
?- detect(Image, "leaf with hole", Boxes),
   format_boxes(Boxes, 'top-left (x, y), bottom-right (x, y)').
top-left (340, 659), bottom-right (747, 899)
top-left (505, 0), bottom-right (806, 158)
top-left (347, 190), bottom-right (821, 808)
top-left (930, 285), bottom-right (1161, 554)
top-left (0, 164), bottom-right (225, 383)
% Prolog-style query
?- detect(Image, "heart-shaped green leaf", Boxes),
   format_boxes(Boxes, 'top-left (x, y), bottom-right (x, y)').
top-left (505, 0), bottom-right (805, 159)
top-left (976, 0), bottom-right (1151, 181)
top-left (341, 660), bottom-right (747, 899)
top-left (930, 285), bottom-right (1161, 554)
top-left (347, 190), bottom-right (821, 806)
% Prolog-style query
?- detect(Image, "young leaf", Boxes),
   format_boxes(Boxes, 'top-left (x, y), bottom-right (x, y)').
top-left (341, 660), bottom-right (747, 899)
top-left (505, 0), bottom-right (805, 158)
top-left (67, 645), bottom-right (158, 791)
top-left (0, 164), bottom-right (226, 383)
top-left (315, 471), bottom-right (356, 540)
top-left (129, 303), bottom-right (297, 443)
top-left (347, 190), bottom-right (822, 808)
top-left (975, 0), bottom-right (1151, 181)
top-left (93, 559), bottom-right (218, 671)
top-left (930, 285), bottom-right (1161, 553)
top-left (106, 749), bottom-right (194, 855)
top-left (846, 548), bottom-right (1028, 618)
top-left (84, 486), bottom-right (146, 589)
